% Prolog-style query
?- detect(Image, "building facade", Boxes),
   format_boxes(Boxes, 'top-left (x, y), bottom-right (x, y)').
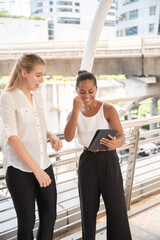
top-left (0, 17), bottom-right (48, 43)
top-left (116, 0), bottom-right (160, 37)
top-left (30, 0), bottom-right (116, 41)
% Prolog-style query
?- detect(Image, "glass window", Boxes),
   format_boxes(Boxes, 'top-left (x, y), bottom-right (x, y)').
top-left (75, 9), bottom-right (80, 13)
top-left (36, 9), bottom-right (43, 14)
top-left (126, 26), bottom-right (138, 35)
top-left (57, 17), bottom-right (80, 24)
top-left (158, 23), bottom-right (160, 35)
top-left (57, 8), bottom-right (72, 12)
top-left (104, 20), bottom-right (115, 26)
top-left (129, 9), bottom-right (138, 20)
top-left (36, 2), bottom-right (43, 7)
top-left (57, 1), bottom-right (72, 5)
top-left (48, 21), bottom-right (54, 29)
top-left (117, 29), bottom-right (123, 37)
top-left (49, 1), bottom-right (53, 5)
top-left (108, 12), bottom-right (115, 16)
top-left (149, 6), bottom-right (156, 16)
top-left (123, 0), bottom-right (138, 5)
top-left (75, 2), bottom-right (80, 6)
top-left (50, 8), bottom-right (53, 12)
top-left (149, 23), bottom-right (154, 33)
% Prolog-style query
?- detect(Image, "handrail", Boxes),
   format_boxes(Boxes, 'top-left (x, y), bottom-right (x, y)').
top-left (0, 115), bottom-right (160, 239)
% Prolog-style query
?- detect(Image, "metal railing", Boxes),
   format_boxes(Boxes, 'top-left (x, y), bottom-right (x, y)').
top-left (0, 36), bottom-right (160, 59)
top-left (0, 116), bottom-right (160, 239)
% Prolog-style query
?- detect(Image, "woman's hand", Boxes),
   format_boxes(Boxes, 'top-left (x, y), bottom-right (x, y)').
top-left (50, 134), bottom-right (63, 151)
top-left (34, 168), bottom-right (52, 188)
top-left (73, 96), bottom-right (83, 112)
top-left (100, 134), bottom-right (118, 151)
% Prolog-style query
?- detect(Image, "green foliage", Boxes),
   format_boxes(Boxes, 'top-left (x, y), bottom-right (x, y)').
top-left (0, 76), bottom-right (9, 93)
top-left (98, 75), bottom-right (126, 80)
top-left (0, 11), bottom-right (26, 19)
top-left (50, 76), bottom-right (74, 81)
top-left (139, 101), bottom-right (151, 118)
top-left (0, 11), bottom-right (45, 20)
top-left (28, 16), bottom-right (45, 20)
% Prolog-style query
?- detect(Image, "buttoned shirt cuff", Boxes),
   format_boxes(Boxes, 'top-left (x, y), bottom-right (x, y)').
top-left (4, 124), bottom-right (18, 138)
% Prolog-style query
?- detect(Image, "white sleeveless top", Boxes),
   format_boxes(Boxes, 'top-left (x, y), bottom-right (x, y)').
top-left (77, 103), bottom-right (110, 147)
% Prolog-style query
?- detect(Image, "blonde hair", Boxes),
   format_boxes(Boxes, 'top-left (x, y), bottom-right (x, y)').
top-left (5, 53), bottom-right (46, 92)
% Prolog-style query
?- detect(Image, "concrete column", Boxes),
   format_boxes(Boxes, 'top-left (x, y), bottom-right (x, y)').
top-left (150, 97), bottom-right (159, 130)
top-left (80, 0), bottom-right (113, 72)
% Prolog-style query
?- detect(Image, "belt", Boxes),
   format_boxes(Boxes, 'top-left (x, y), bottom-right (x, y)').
top-left (84, 147), bottom-right (107, 152)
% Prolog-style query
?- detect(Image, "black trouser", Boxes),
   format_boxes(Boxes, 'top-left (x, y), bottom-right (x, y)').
top-left (78, 150), bottom-right (132, 240)
top-left (6, 165), bottom-right (57, 240)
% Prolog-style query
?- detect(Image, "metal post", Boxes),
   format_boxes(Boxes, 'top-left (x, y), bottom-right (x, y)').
top-left (150, 97), bottom-right (159, 131)
top-left (80, 0), bottom-right (113, 71)
top-left (125, 127), bottom-right (140, 210)
top-left (141, 37), bottom-right (145, 76)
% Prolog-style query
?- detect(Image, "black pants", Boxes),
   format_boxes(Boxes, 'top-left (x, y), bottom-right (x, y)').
top-left (78, 150), bottom-right (132, 240)
top-left (6, 165), bottom-right (57, 240)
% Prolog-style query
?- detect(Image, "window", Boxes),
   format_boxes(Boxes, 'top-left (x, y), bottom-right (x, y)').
top-left (108, 12), bottom-right (115, 16)
top-left (49, 1), bottom-right (53, 5)
top-left (158, 23), bottom-right (160, 35)
top-left (36, 9), bottom-right (43, 14)
top-left (149, 6), bottom-right (156, 16)
top-left (149, 23), bottom-right (154, 33)
top-left (57, 1), bottom-right (72, 5)
top-left (129, 9), bottom-right (138, 20)
top-left (75, 2), bottom-right (80, 6)
top-left (123, 0), bottom-right (138, 5)
top-left (57, 17), bottom-right (80, 24)
top-left (48, 20), bottom-right (54, 40)
top-left (57, 8), bottom-right (72, 12)
top-left (36, 2), bottom-right (43, 7)
top-left (126, 26), bottom-right (138, 35)
top-left (50, 8), bottom-right (53, 12)
top-left (104, 20), bottom-right (115, 26)
top-left (117, 29), bottom-right (123, 37)
top-left (75, 9), bottom-right (80, 13)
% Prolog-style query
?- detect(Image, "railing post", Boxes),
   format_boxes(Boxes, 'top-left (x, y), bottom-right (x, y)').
top-left (141, 37), bottom-right (145, 76)
top-left (125, 127), bottom-right (140, 210)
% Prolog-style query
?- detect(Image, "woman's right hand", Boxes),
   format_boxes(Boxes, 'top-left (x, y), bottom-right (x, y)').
top-left (73, 96), bottom-right (83, 112)
top-left (34, 168), bottom-right (52, 187)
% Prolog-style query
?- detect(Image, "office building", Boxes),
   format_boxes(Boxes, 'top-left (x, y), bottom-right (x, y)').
top-left (30, 0), bottom-right (116, 41)
top-left (116, 0), bottom-right (160, 36)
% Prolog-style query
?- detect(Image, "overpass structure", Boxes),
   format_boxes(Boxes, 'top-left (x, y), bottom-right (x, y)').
top-left (0, 36), bottom-right (160, 76)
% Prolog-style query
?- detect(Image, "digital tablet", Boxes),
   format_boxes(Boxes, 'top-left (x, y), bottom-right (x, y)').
top-left (88, 129), bottom-right (118, 150)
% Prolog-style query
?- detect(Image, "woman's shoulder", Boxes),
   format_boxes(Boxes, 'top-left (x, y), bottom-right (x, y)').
top-left (0, 91), bottom-right (12, 101)
top-left (103, 102), bottom-right (116, 111)
top-left (103, 103), bottom-right (117, 118)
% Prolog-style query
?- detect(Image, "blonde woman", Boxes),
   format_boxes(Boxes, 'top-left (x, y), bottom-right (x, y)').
top-left (0, 53), bottom-right (62, 240)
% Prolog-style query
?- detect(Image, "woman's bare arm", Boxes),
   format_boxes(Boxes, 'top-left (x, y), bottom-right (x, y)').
top-left (100, 104), bottom-right (125, 150)
top-left (64, 96), bottom-right (83, 142)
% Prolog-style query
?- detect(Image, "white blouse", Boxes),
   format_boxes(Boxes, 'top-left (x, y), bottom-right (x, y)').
top-left (77, 103), bottom-right (110, 148)
top-left (0, 89), bottom-right (51, 175)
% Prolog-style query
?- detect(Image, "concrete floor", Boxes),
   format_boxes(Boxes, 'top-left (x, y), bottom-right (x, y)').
top-left (58, 203), bottom-right (160, 240)
top-left (95, 204), bottom-right (160, 240)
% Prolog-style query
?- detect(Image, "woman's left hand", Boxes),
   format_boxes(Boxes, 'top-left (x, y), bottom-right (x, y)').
top-left (50, 135), bottom-right (63, 151)
top-left (100, 134), bottom-right (118, 151)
